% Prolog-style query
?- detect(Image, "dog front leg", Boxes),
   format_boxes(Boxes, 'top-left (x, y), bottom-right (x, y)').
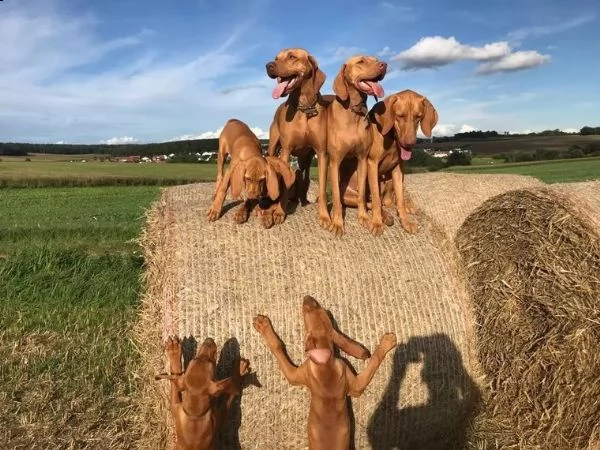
top-left (347, 333), bottom-right (397, 397)
top-left (390, 166), bottom-right (417, 233)
top-left (253, 315), bottom-right (306, 386)
top-left (207, 168), bottom-right (233, 221)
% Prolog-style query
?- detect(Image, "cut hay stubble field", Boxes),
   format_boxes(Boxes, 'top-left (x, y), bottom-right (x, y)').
top-left (0, 186), bottom-right (159, 449)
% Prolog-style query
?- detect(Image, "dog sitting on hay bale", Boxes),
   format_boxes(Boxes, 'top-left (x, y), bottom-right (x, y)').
top-left (455, 188), bottom-right (600, 449)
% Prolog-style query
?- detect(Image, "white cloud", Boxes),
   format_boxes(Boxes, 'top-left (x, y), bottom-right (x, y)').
top-left (101, 136), bottom-right (139, 145)
top-left (0, 2), bottom-right (276, 144)
top-left (393, 36), bottom-right (550, 75)
top-left (476, 50), bottom-right (550, 74)
top-left (393, 36), bottom-right (511, 69)
top-left (508, 15), bottom-right (595, 42)
top-left (378, 2), bottom-right (417, 20)
top-left (417, 123), bottom-right (479, 138)
top-left (169, 126), bottom-right (269, 142)
top-left (377, 46), bottom-right (393, 57)
top-left (561, 128), bottom-right (579, 134)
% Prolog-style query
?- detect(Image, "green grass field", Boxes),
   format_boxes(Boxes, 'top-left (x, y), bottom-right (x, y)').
top-left (445, 157), bottom-right (600, 183)
top-left (0, 186), bottom-right (159, 448)
top-left (0, 161), bottom-right (216, 187)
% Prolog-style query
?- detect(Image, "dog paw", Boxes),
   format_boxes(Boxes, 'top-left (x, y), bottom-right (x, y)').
top-left (207, 208), bottom-right (220, 222)
top-left (358, 212), bottom-right (370, 229)
top-left (234, 208), bottom-right (249, 224)
top-left (404, 199), bottom-right (418, 215)
top-left (318, 213), bottom-right (332, 230)
top-left (272, 207), bottom-right (286, 225)
top-left (260, 212), bottom-right (274, 229)
top-left (239, 358), bottom-right (251, 377)
top-left (165, 336), bottom-right (182, 362)
top-left (329, 219), bottom-right (345, 238)
top-left (379, 333), bottom-right (398, 354)
top-left (253, 315), bottom-right (273, 335)
top-left (400, 215), bottom-right (418, 234)
top-left (369, 219), bottom-right (385, 236)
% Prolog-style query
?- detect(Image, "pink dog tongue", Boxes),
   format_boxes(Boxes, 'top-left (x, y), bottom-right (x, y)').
top-left (366, 81), bottom-right (385, 98)
top-left (272, 79), bottom-right (290, 99)
top-left (400, 147), bottom-right (412, 161)
top-left (308, 349), bottom-right (331, 364)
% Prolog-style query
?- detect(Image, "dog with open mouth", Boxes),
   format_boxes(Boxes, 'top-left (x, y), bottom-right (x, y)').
top-left (325, 55), bottom-right (388, 237)
top-left (264, 48), bottom-right (332, 228)
top-left (338, 89), bottom-right (438, 235)
top-left (253, 295), bottom-right (397, 450)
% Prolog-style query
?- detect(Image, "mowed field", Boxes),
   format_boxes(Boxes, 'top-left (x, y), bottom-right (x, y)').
top-left (0, 160), bottom-right (215, 187)
top-left (0, 186), bottom-right (159, 448)
top-left (446, 157), bottom-right (600, 183)
top-left (1, 141), bottom-right (599, 448)
top-left (420, 134), bottom-right (600, 154)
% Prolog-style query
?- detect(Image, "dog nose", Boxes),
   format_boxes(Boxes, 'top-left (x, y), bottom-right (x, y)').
top-left (266, 61), bottom-right (275, 72)
top-left (379, 62), bottom-right (387, 71)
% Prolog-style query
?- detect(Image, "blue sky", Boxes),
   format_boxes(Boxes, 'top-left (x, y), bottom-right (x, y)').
top-left (0, 0), bottom-right (598, 144)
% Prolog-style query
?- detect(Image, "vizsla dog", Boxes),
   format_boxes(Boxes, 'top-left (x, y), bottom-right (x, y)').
top-left (155, 336), bottom-right (251, 450)
top-left (253, 295), bottom-right (397, 450)
top-left (265, 48), bottom-right (332, 227)
top-left (326, 55), bottom-right (387, 237)
top-left (207, 118), bottom-right (296, 228)
top-left (337, 90), bottom-right (438, 235)
top-left (354, 89), bottom-right (438, 235)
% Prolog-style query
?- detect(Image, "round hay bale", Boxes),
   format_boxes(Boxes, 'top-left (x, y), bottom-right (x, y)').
top-left (455, 188), bottom-right (600, 449)
top-left (138, 174), bottom-right (495, 450)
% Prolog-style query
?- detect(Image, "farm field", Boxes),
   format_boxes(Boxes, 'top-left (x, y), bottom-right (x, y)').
top-left (0, 161), bottom-right (216, 187)
top-left (445, 157), bottom-right (600, 183)
top-left (0, 186), bottom-right (159, 448)
top-left (419, 134), bottom-right (600, 154)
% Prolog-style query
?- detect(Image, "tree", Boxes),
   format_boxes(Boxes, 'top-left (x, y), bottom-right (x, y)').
top-left (446, 151), bottom-right (471, 167)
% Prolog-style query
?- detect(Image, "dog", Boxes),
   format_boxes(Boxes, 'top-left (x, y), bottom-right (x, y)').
top-left (350, 89), bottom-right (437, 235)
top-left (253, 295), bottom-right (397, 450)
top-left (265, 48), bottom-right (332, 228)
top-left (155, 336), bottom-right (251, 450)
top-left (206, 118), bottom-right (296, 228)
top-left (326, 55), bottom-right (387, 237)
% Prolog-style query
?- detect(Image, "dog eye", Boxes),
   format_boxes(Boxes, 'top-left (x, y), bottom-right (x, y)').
top-left (288, 54), bottom-right (296, 60)
top-left (357, 59), bottom-right (364, 64)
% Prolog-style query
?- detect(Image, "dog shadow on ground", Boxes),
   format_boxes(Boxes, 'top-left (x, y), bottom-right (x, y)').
top-left (180, 336), bottom-right (260, 450)
top-left (367, 333), bottom-right (482, 450)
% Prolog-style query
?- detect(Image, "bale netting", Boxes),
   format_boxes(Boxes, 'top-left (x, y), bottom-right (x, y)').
top-left (455, 188), bottom-right (600, 449)
top-left (138, 176), bottom-right (492, 450)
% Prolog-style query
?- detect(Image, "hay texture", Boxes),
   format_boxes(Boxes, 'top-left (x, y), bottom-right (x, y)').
top-left (137, 172), bottom-right (558, 450)
top-left (456, 185), bottom-right (600, 449)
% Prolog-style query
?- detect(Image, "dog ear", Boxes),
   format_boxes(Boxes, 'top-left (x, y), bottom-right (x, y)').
top-left (333, 63), bottom-right (349, 101)
top-left (372, 96), bottom-right (397, 136)
top-left (331, 330), bottom-right (371, 360)
top-left (229, 161), bottom-right (245, 199)
top-left (265, 162), bottom-right (281, 201)
top-left (308, 55), bottom-right (326, 94)
top-left (266, 156), bottom-right (296, 189)
top-left (420, 97), bottom-right (438, 138)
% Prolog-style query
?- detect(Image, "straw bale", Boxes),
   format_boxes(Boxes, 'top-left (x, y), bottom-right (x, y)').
top-left (456, 187), bottom-right (600, 450)
top-left (139, 175), bottom-right (490, 450)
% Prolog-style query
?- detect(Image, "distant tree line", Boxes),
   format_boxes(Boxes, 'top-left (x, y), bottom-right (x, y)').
top-left (1, 125), bottom-right (598, 158)
top-left (0, 139), bottom-right (268, 157)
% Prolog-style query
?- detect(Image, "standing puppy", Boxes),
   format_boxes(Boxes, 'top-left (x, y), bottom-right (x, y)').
top-left (265, 48), bottom-right (332, 227)
top-left (253, 295), bottom-right (397, 450)
top-left (207, 119), bottom-right (296, 228)
top-left (326, 55), bottom-right (387, 237)
top-left (155, 336), bottom-right (251, 450)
